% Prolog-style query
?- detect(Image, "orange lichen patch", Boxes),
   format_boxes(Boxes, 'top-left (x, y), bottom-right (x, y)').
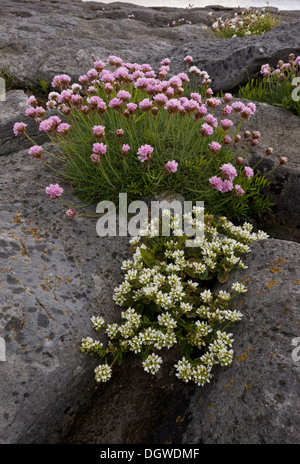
top-left (208, 402), bottom-right (214, 409)
top-left (225, 378), bottom-right (234, 390)
top-left (294, 280), bottom-right (300, 285)
top-left (237, 347), bottom-right (253, 363)
top-left (266, 280), bottom-right (278, 288)
top-left (277, 325), bottom-right (287, 329)
top-left (245, 384), bottom-right (251, 391)
top-left (270, 267), bottom-right (282, 273)
top-left (256, 291), bottom-right (264, 295)
top-left (276, 258), bottom-right (285, 264)
top-left (9, 213), bottom-right (24, 225)
top-left (176, 416), bottom-right (184, 423)
top-left (282, 306), bottom-right (291, 314)
top-left (20, 240), bottom-right (30, 258)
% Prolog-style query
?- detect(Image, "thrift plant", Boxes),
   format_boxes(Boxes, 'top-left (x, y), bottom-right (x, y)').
top-left (208, 6), bottom-right (280, 38)
top-left (81, 208), bottom-right (269, 386)
top-left (238, 53), bottom-right (300, 117)
top-left (14, 55), bottom-right (285, 222)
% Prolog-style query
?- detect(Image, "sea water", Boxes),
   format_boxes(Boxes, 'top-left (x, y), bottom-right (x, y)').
top-left (81, 0), bottom-right (300, 11)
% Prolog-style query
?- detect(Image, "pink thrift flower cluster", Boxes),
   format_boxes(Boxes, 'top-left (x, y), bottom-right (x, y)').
top-left (137, 144), bottom-right (154, 163)
top-left (164, 160), bottom-right (178, 173)
top-left (45, 183), bottom-right (64, 199)
top-left (21, 53), bottom-right (287, 212)
top-left (209, 161), bottom-right (254, 196)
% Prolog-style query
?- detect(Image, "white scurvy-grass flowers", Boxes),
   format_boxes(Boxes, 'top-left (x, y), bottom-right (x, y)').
top-left (81, 208), bottom-right (269, 386)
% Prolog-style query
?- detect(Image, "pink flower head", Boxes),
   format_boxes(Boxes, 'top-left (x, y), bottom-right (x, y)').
top-left (100, 71), bottom-right (115, 84)
top-left (206, 97), bottom-right (222, 109)
top-left (168, 76), bottom-right (183, 89)
top-left (27, 95), bottom-right (38, 107)
top-left (209, 141), bottom-right (222, 154)
top-left (201, 123), bottom-right (214, 137)
top-left (137, 144), bottom-right (154, 162)
top-left (165, 98), bottom-right (181, 114)
top-left (28, 145), bottom-right (43, 158)
top-left (87, 68), bottom-right (99, 81)
top-left (34, 106), bottom-right (46, 119)
top-left (88, 96), bottom-right (103, 109)
top-left (116, 129), bottom-right (125, 138)
top-left (78, 75), bottom-right (89, 86)
top-left (134, 77), bottom-right (149, 90)
top-left (222, 105), bottom-right (233, 116)
top-left (161, 58), bottom-right (171, 66)
top-left (66, 208), bottom-right (77, 218)
top-left (93, 125), bottom-right (105, 139)
top-left (165, 86), bottom-right (175, 98)
top-left (224, 93), bottom-right (233, 103)
top-left (127, 102), bottom-right (138, 114)
top-left (90, 153), bottom-right (101, 164)
top-left (232, 101), bottom-right (246, 113)
top-left (279, 156), bottom-right (288, 165)
top-left (223, 135), bottom-right (232, 145)
top-left (153, 93), bottom-right (168, 106)
top-left (164, 160), bottom-right (178, 173)
top-left (108, 97), bottom-right (123, 109)
top-left (209, 176), bottom-right (224, 191)
top-left (195, 105), bottom-right (207, 119)
top-left (103, 83), bottom-right (113, 95)
top-left (57, 123), bottom-right (71, 135)
top-left (244, 166), bottom-right (254, 179)
top-left (108, 55), bottom-right (123, 67)
top-left (221, 119), bottom-right (233, 131)
top-left (13, 122), bottom-right (27, 136)
top-left (25, 107), bottom-right (37, 118)
top-left (221, 179), bottom-right (234, 193)
top-left (234, 184), bottom-right (245, 196)
top-left (117, 90), bottom-right (132, 101)
top-left (184, 55), bottom-right (193, 63)
top-left (93, 60), bottom-right (106, 72)
top-left (45, 183), bottom-right (64, 199)
top-left (113, 66), bottom-right (129, 80)
top-left (241, 107), bottom-right (253, 119)
top-left (190, 92), bottom-right (202, 103)
top-left (51, 74), bottom-right (71, 88)
top-left (205, 114), bottom-right (218, 128)
top-left (122, 144), bottom-right (130, 154)
top-left (177, 72), bottom-right (189, 83)
top-left (139, 98), bottom-right (153, 112)
top-left (220, 163), bottom-right (237, 182)
top-left (247, 102), bottom-right (256, 114)
top-left (252, 131), bottom-right (261, 139)
top-left (93, 142), bottom-right (107, 155)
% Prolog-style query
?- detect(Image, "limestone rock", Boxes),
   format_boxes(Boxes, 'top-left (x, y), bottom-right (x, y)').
top-left (0, 147), bottom-right (130, 443)
top-left (155, 239), bottom-right (300, 444)
top-left (0, 90), bottom-right (47, 156)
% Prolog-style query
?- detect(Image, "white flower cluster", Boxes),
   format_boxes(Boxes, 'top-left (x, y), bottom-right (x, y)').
top-left (82, 210), bottom-right (269, 386)
top-left (94, 363), bottom-right (112, 383)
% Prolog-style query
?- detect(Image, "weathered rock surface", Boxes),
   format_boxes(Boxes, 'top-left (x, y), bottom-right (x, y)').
top-left (0, 90), bottom-right (47, 156)
top-left (155, 239), bottom-right (300, 444)
top-left (0, 146), bottom-right (131, 443)
top-left (1, 0), bottom-right (300, 93)
top-left (225, 99), bottom-right (300, 242)
top-left (1, 0), bottom-right (300, 446)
